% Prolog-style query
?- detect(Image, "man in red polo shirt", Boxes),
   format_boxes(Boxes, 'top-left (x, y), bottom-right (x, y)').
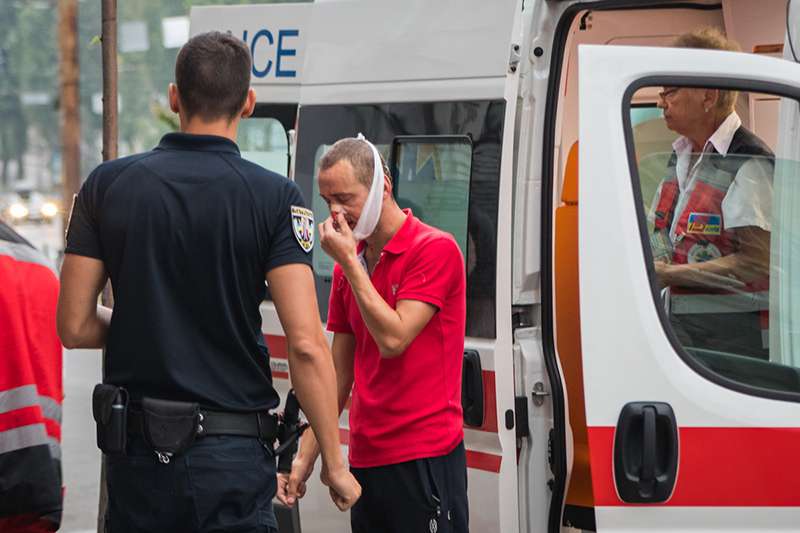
top-left (277, 137), bottom-right (467, 532)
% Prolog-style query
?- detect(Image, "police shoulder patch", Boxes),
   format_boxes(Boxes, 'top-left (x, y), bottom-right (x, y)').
top-left (291, 205), bottom-right (314, 253)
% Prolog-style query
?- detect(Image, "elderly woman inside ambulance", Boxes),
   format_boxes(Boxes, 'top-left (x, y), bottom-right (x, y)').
top-left (649, 27), bottom-right (774, 360)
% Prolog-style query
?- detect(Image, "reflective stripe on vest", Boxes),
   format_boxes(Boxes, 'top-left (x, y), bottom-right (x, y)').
top-left (0, 385), bottom-right (63, 458)
top-left (0, 239), bottom-right (55, 272)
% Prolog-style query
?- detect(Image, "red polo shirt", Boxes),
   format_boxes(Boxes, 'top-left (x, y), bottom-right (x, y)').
top-left (327, 210), bottom-right (466, 468)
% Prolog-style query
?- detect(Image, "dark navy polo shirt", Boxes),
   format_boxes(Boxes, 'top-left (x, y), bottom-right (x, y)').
top-left (65, 133), bottom-right (312, 412)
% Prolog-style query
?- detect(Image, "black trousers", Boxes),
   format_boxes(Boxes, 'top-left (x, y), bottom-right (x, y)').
top-left (105, 435), bottom-right (278, 533)
top-left (350, 441), bottom-right (469, 533)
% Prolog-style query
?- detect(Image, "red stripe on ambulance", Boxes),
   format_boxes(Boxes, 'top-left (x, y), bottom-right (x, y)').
top-left (588, 426), bottom-right (800, 506)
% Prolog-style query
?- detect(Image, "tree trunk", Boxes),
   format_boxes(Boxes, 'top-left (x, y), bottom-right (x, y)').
top-left (58, 0), bottom-right (79, 235)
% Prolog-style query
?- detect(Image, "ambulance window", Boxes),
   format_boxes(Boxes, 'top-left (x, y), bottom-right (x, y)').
top-left (239, 115), bottom-right (290, 176)
top-left (627, 83), bottom-right (800, 397)
top-left (390, 136), bottom-right (472, 259)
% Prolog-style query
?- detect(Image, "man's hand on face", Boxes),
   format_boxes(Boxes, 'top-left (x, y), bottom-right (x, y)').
top-left (320, 462), bottom-right (362, 512)
top-left (320, 212), bottom-right (359, 267)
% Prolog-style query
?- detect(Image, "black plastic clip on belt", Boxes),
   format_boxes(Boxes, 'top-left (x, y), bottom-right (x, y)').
top-left (275, 389), bottom-right (309, 473)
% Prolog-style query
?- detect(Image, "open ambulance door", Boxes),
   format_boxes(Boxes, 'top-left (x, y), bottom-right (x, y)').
top-left (578, 43), bottom-right (800, 530)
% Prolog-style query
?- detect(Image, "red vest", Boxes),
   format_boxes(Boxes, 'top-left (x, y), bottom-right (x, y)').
top-left (651, 127), bottom-right (774, 317)
top-left (0, 223), bottom-right (63, 531)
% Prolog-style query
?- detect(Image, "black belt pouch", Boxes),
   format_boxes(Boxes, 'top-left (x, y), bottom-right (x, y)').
top-left (92, 383), bottom-right (128, 455)
top-left (140, 398), bottom-right (200, 456)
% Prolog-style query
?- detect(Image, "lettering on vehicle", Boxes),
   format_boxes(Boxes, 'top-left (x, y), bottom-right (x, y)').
top-left (686, 212), bottom-right (722, 235)
top-left (240, 28), bottom-right (300, 79)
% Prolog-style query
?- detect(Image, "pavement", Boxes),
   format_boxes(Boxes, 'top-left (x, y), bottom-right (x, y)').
top-left (61, 348), bottom-right (103, 533)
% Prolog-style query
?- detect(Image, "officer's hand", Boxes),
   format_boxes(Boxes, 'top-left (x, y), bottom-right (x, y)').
top-left (276, 472), bottom-right (294, 506)
top-left (319, 213), bottom-right (358, 266)
top-left (321, 464), bottom-right (362, 512)
top-left (278, 455), bottom-right (315, 507)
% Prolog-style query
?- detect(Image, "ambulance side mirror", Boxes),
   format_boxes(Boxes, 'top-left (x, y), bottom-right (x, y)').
top-left (462, 350), bottom-right (484, 427)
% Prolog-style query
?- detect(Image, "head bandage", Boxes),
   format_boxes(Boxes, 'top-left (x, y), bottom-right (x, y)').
top-left (352, 133), bottom-right (384, 241)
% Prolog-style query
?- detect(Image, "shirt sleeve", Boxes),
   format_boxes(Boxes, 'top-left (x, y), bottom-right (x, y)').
top-left (396, 236), bottom-right (464, 310)
top-left (722, 157), bottom-right (774, 232)
top-left (264, 180), bottom-right (314, 273)
top-left (326, 265), bottom-right (353, 333)
top-left (64, 171), bottom-right (104, 260)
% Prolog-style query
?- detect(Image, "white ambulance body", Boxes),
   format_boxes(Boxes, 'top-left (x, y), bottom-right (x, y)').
top-left (191, 1), bottom-right (800, 531)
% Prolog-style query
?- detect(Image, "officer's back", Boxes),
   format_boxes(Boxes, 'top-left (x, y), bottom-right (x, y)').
top-left (68, 134), bottom-right (297, 411)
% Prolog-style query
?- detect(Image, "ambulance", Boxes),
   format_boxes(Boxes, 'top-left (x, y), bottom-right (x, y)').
top-left (191, 1), bottom-right (800, 531)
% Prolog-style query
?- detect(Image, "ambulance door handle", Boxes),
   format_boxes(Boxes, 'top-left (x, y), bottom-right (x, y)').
top-left (614, 402), bottom-right (678, 504)
top-left (640, 406), bottom-right (657, 495)
top-left (461, 350), bottom-right (484, 427)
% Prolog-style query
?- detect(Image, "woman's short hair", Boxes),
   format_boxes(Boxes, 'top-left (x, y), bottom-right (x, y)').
top-left (672, 27), bottom-right (741, 114)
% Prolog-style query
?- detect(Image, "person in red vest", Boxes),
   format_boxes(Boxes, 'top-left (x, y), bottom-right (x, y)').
top-left (0, 221), bottom-right (63, 532)
top-left (651, 27), bottom-right (774, 359)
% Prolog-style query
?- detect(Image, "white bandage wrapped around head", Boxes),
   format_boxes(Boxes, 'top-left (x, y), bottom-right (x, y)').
top-left (352, 133), bottom-right (384, 241)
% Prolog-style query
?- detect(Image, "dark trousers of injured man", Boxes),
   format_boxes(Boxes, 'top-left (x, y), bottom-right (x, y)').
top-left (350, 441), bottom-right (469, 533)
top-left (105, 435), bottom-right (278, 533)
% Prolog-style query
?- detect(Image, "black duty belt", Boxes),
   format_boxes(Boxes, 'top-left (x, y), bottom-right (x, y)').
top-left (128, 408), bottom-right (278, 442)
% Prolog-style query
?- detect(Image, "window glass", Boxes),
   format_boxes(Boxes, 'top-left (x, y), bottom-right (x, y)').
top-left (238, 117), bottom-right (289, 175)
top-left (392, 138), bottom-right (472, 259)
top-left (629, 84), bottom-right (800, 395)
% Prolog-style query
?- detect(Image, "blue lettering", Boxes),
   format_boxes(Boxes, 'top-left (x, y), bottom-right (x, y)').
top-left (249, 29), bottom-right (274, 78)
top-left (276, 29), bottom-right (299, 78)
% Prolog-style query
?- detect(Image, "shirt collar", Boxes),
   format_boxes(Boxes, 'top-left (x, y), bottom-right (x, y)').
top-left (671, 112), bottom-right (741, 157)
top-left (383, 209), bottom-right (416, 254)
top-left (156, 132), bottom-right (240, 155)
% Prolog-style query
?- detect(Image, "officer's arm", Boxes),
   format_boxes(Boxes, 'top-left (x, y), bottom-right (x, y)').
top-left (57, 254), bottom-right (112, 349)
top-left (292, 333), bottom-right (355, 466)
top-left (656, 226), bottom-right (770, 288)
top-left (267, 263), bottom-right (347, 474)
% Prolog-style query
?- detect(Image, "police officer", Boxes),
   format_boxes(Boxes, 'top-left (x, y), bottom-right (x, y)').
top-left (56, 31), bottom-right (360, 532)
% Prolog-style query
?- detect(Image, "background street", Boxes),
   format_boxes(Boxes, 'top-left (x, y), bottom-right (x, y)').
top-left (61, 348), bottom-right (102, 533)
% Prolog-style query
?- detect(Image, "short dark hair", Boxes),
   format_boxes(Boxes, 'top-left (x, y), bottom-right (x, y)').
top-left (174, 31), bottom-right (252, 121)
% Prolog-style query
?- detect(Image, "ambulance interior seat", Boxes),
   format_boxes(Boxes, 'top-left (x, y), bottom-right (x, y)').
top-left (554, 141), bottom-right (595, 530)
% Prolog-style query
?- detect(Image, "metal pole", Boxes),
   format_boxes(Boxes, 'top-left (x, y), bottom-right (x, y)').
top-left (98, 1), bottom-right (117, 530)
top-left (59, 0), bottom-right (80, 238)
top-left (102, 0), bottom-right (118, 162)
